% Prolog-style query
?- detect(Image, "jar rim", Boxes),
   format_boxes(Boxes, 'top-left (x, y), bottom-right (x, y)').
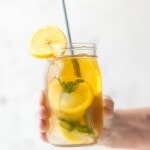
top-left (47, 43), bottom-right (97, 59)
top-left (64, 43), bottom-right (96, 50)
top-left (49, 43), bottom-right (96, 50)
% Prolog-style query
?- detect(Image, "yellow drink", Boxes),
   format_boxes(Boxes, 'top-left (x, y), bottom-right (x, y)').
top-left (44, 44), bottom-right (103, 146)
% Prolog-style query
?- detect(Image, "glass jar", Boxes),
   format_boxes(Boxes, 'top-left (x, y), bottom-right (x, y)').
top-left (44, 43), bottom-right (103, 146)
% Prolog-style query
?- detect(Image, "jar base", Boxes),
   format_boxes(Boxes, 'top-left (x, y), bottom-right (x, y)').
top-left (50, 141), bottom-right (98, 147)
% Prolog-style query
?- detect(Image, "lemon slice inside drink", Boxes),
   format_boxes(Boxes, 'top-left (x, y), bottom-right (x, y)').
top-left (28, 25), bottom-right (67, 58)
top-left (48, 78), bottom-right (93, 115)
top-left (55, 118), bottom-right (94, 143)
top-left (59, 126), bottom-right (94, 143)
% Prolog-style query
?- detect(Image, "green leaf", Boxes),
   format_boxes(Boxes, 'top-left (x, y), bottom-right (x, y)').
top-left (55, 77), bottom-right (84, 93)
top-left (58, 118), bottom-right (94, 135)
top-left (76, 125), bottom-right (94, 135)
top-left (59, 118), bottom-right (76, 131)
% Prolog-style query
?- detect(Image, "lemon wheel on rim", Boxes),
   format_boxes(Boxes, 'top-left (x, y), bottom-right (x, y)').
top-left (28, 25), bottom-right (67, 58)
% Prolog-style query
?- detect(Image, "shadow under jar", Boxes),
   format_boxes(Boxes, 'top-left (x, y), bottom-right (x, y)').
top-left (44, 43), bottom-right (103, 147)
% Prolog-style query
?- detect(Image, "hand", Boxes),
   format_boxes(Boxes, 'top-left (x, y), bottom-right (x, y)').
top-left (35, 91), bottom-right (48, 142)
top-left (35, 91), bottom-right (114, 143)
top-left (35, 91), bottom-right (150, 149)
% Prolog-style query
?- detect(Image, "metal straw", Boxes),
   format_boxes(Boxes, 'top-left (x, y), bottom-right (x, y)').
top-left (60, 0), bottom-right (92, 131)
top-left (61, 0), bottom-right (73, 54)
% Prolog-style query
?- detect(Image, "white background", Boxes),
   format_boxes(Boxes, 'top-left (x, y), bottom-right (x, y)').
top-left (0, 0), bottom-right (150, 150)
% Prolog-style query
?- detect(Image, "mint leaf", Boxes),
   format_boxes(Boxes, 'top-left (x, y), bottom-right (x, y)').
top-left (55, 77), bottom-right (84, 93)
top-left (58, 118), bottom-right (94, 135)
top-left (59, 118), bottom-right (76, 131)
top-left (76, 125), bottom-right (94, 135)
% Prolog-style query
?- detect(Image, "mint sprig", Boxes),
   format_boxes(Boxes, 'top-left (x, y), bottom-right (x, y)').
top-left (59, 118), bottom-right (94, 135)
top-left (55, 77), bottom-right (84, 93)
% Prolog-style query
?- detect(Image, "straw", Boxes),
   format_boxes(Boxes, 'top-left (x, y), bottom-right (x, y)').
top-left (60, 0), bottom-right (92, 132)
top-left (60, 0), bottom-right (81, 77)
top-left (61, 0), bottom-right (73, 54)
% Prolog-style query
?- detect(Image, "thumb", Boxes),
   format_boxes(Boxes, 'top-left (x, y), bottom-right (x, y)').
top-left (103, 95), bottom-right (114, 118)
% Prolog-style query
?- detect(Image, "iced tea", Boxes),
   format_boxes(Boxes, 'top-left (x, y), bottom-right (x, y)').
top-left (44, 44), bottom-right (103, 146)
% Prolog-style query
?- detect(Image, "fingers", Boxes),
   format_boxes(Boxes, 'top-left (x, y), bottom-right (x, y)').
top-left (35, 91), bottom-right (45, 106)
top-left (36, 106), bottom-right (47, 119)
top-left (101, 95), bottom-right (115, 139)
top-left (38, 119), bottom-right (46, 133)
top-left (40, 133), bottom-right (48, 142)
top-left (35, 91), bottom-right (48, 142)
top-left (103, 95), bottom-right (114, 118)
top-left (35, 91), bottom-right (47, 119)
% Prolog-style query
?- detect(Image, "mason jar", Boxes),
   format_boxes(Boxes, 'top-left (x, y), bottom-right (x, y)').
top-left (44, 43), bottom-right (103, 146)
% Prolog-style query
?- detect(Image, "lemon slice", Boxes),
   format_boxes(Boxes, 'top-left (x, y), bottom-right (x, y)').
top-left (59, 126), bottom-right (94, 143)
top-left (28, 25), bottom-right (67, 58)
top-left (56, 118), bottom-right (94, 143)
top-left (48, 78), bottom-right (93, 115)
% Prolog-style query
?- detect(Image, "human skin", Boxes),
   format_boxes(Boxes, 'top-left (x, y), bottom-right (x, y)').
top-left (101, 108), bottom-right (150, 149)
top-left (35, 91), bottom-right (150, 149)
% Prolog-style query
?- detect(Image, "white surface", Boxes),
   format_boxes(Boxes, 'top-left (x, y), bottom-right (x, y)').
top-left (0, 0), bottom-right (150, 150)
